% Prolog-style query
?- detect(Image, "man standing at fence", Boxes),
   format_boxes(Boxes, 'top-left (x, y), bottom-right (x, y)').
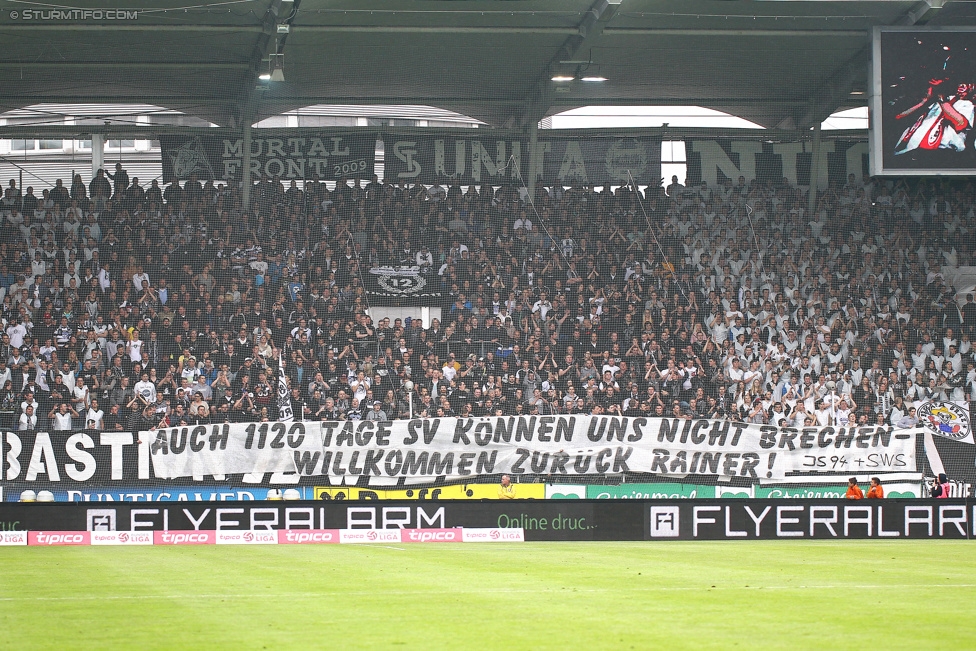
top-left (498, 474), bottom-right (517, 499)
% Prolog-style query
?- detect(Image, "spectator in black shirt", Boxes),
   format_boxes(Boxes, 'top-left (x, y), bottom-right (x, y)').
top-left (106, 163), bottom-right (129, 199)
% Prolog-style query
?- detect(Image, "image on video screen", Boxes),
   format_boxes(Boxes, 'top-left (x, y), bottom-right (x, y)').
top-left (877, 29), bottom-right (976, 173)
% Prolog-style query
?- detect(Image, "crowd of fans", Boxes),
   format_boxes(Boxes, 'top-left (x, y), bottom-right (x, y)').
top-left (0, 161), bottom-right (974, 432)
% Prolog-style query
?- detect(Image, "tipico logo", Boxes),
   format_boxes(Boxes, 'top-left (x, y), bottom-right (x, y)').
top-left (29, 531), bottom-right (90, 546)
top-left (403, 529), bottom-right (460, 543)
top-left (279, 530), bottom-right (339, 544)
top-left (154, 531), bottom-right (214, 545)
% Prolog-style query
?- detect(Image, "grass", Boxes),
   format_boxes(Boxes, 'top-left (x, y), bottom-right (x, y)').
top-left (0, 541), bottom-right (973, 650)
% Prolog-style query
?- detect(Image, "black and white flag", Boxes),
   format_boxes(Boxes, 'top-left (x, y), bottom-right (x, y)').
top-left (277, 354), bottom-right (293, 422)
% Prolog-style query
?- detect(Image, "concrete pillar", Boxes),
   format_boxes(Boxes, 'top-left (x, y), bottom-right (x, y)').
top-left (807, 124), bottom-right (822, 215)
top-left (91, 133), bottom-right (104, 178)
top-left (242, 124), bottom-right (252, 210)
top-left (527, 121), bottom-right (539, 200)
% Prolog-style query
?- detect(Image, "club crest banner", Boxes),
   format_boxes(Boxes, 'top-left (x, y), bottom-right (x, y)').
top-left (364, 266), bottom-right (443, 303)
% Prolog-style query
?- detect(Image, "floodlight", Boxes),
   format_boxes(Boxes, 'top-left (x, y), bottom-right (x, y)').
top-left (269, 54), bottom-right (285, 82)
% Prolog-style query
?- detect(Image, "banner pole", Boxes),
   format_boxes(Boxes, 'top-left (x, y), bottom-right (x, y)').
top-left (527, 121), bottom-right (538, 200)
top-left (807, 124), bottom-right (822, 215)
top-left (242, 124), bottom-right (252, 210)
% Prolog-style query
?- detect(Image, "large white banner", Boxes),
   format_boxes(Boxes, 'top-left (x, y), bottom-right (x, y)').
top-left (146, 416), bottom-right (919, 482)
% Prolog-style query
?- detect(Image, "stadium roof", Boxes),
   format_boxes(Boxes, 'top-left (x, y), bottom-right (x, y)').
top-left (0, 0), bottom-right (969, 131)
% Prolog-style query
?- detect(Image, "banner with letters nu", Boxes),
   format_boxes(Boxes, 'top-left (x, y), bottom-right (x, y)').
top-left (159, 133), bottom-right (376, 183)
top-left (383, 135), bottom-right (662, 186)
top-left (146, 417), bottom-right (920, 482)
top-left (685, 139), bottom-right (869, 188)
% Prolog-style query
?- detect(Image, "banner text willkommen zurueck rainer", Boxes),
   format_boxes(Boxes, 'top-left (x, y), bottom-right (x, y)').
top-left (147, 416), bottom-right (919, 481)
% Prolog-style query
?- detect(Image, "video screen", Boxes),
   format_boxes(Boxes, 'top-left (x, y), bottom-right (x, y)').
top-left (873, 28), bottom-right (976, 175)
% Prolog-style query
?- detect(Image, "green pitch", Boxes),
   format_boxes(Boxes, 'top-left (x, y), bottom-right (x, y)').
top-left (0, 541), bottom-right (973, 650)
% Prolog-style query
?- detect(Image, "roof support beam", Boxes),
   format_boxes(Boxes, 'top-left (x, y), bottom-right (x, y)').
top-left (791, 0), bottom-right (943, 130)
top-left (0, 24), bottom-right (262, 32)
top-left (0, 95), bottom-right (232, 103)
top-left (233, 0), bottom-right (282, 129)
top-left (604, 28), bottom-right (866, 38)
top-left (0, 24), bottom-right (861, 36)
top-left (518, 97), bottom-right (804, 106)
top-left (516, 0), bottom-right (621, 129)
top-left (784, 48), bottom-right (869, 130)
top-left (0, 95), bottom-right (512, 106)
top-left (292, 25), bottom-right (575, 34)
top-left (0, 62), bottom-right (248, 69)
top-left (0, 124), bottom-right (866, 140)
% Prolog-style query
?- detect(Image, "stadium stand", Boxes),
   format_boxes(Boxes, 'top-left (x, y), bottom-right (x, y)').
top-left (0, 168), bottom-right (971, 432)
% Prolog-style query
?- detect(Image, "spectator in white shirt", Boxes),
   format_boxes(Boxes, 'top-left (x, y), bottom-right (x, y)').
top-left (132, 266), bottom-right (150, 292)
top-left (49, 403), bottom-right (80, 430)
top-left (19, 404), bottom-right (37, 430)
top-left (6, 319), bottom-right (27, 349)
top-left (86, 399), bottom-right (105, 429)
